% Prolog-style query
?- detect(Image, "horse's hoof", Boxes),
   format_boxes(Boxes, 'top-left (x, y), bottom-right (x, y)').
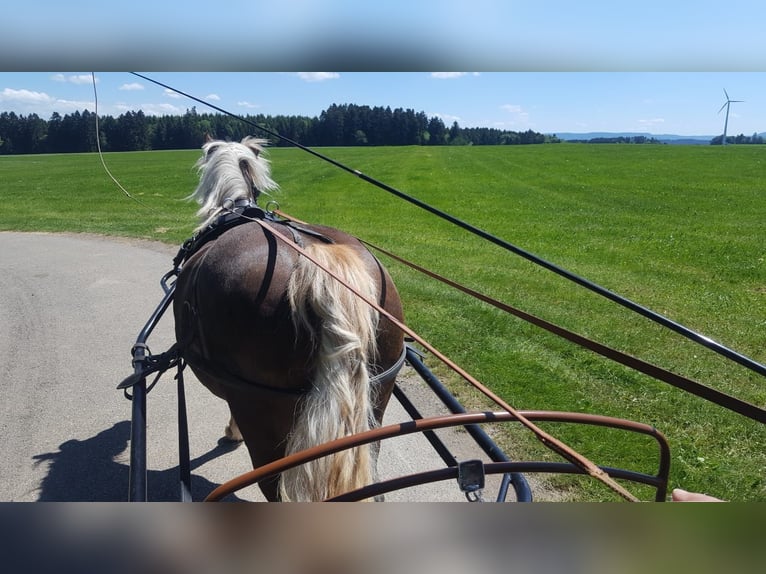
top-left (224, 415), bottom-right (244, 442)
top-left (224, 427), bottom-right (244, 443)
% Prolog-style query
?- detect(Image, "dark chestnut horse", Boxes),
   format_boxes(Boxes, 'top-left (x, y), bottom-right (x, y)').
top-left (173, 137), bottom-right (405, 501)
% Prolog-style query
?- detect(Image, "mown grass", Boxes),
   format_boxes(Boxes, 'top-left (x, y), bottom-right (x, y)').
top-left (2, 143), bottom-right (764, 501)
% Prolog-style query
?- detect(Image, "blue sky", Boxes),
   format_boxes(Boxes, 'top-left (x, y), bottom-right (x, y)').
top-left (2, 1), bottom-right (765, 71)
top-left (1, 72), bottom-right (764, 136)
top-left (2, 2), bottom-right (765, 136)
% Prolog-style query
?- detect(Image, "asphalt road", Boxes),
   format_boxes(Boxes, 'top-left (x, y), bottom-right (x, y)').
top-left (0, 231), bottom-right (507, 502)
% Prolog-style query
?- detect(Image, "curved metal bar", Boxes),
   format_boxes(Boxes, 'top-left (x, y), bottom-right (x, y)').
top-left (328, 462), bottom-right (667, 502)
top-left (522, 410), bottom-right (671, 502)
top-left (403, 347), bottom-right (533, 502)
top-left (204, 410), bottom-right (670, 502)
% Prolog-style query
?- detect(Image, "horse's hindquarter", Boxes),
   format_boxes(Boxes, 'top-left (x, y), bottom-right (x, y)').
top-left (175, 219), bottom-right (405, 423)
top-left (174, 221), bottom-right (404, 390)
top-left (174, 223), bottom-right (313, 393)
top-left (298, 224), bottom-right (406, 423)
top-left (300, 224), bottom-right (406, 369)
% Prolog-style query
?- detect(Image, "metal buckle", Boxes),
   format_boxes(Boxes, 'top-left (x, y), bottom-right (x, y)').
top-left (457, 459), bottom-right (486, 502)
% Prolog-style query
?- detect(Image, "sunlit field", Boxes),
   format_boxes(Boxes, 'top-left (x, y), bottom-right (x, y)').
top-left (3, 143), bottom-right (764, 501)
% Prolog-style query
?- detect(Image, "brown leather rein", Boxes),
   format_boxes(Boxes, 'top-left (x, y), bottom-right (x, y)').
top-left (265, 208), bottom-right (764, 500)
top-left (261, 209), bottom-right (639, 502)
top-left (359, 239), bottom-right (765, 425)
top-left (274, 209), bottom-right (763, 425)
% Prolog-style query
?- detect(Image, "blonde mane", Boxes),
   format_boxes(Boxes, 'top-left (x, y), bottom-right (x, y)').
top-left (190, 136), bottom-right (279, 232)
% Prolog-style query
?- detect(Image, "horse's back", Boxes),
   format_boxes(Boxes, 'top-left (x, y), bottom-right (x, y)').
top-left (174, 220), bottom-right (404, 391)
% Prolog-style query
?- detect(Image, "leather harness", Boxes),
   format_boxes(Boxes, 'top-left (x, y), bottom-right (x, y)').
top-left (171, 200), bottom-right (404, 397)
top-left (172, 199), bottom-right (333, 272)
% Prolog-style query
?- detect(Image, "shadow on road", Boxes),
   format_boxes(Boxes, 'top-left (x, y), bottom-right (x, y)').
top-left (32, 421), bottom-right (246, 501)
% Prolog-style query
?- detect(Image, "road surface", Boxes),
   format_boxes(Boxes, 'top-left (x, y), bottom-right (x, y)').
top-left (0, 231), bottom-right (512, 502)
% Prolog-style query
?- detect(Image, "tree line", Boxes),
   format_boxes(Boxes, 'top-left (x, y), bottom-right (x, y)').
top-left (710, 133), bottom-right (765, 145)
top-left (0, 103), bottom-right (559, 155)
top-left (566, 133), bottom-right (765, 145)
top-left (566, 135), bottom-right (665, 144)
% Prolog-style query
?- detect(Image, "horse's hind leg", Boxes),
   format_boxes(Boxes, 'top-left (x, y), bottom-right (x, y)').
top-left (224, 390), bottom-right (301, 502)
top-left (187, 368), bottom-right (245, 443)
top-left (224, 412), bottom-right (244, 442)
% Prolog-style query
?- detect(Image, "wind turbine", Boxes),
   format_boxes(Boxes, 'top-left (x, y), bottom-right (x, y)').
top-left (718, 89), bottom-right (743, 146)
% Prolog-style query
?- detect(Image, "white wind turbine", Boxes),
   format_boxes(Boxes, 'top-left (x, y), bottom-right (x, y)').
top-left (718, 89), bottom-right (743, 146)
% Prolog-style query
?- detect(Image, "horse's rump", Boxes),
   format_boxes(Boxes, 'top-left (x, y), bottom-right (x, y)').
top-left (173, 220), bottom-right (405, 500)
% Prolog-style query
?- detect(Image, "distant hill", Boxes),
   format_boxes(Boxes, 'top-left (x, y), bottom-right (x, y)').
top-left (553, 132), bottom-right (715, 145)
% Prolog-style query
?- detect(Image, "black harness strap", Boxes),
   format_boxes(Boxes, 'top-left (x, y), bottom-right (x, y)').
top-left (118, 343), bottom-right (181, 391)
top-left (173, 202), bottom-right (334, 272)
top-left (175, 359), bottom-right (192, 501)
top-left (182, 348), bottom-right (310, 396)
top-left (173, 204), bottom-right (267, 270)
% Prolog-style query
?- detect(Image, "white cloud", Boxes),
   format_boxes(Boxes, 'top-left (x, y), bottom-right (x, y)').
top-left (638, 117), bottom-right (665, 128)
top-left (237, 101), bottom-right (260, 109)
top-left (499, 103), bottom-right (532, 128)
top-left (55, 99), bottom-right (93, 111)
top-left (119, 83), bottom-right (144, 91)
top-left (51, 74), bottom-right (95, 85)
top-left (143, 103), bottom-right (184, 115)
top-left (164, 88), bottom-right (182, 99)
top-left (114, 102), bottom-right (184, 116)
top-left (430, 72), bottom-right (479, 79)
top-left (433, 112), bottom-right (461, 124)
top-left (501, 103), bottom-right (529, 119)
top-left (0, 88), bottom-right (93, 115)
top-left (206, 94), bottom-right (221, 101)
top-left (1, 87), bottom-right (54, 104)
top-left (296, 72), bottom-right (340, 82)
top-left (69, 75), bottom-right (95, 85)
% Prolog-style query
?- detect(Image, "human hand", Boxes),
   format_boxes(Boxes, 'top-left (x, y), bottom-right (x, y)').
top-left (671, 488), bottom-right (724, 502)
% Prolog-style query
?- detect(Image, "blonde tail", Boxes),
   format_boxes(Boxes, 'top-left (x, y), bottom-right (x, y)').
top-left (281, 243), bottom-right (380, 501)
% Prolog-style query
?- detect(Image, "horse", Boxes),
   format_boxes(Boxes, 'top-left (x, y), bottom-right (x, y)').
top-left (173, 136), bottom-right (405, 501)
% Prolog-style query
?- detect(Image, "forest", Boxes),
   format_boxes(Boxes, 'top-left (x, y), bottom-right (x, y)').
top-left (0, 103), bottom-right (560, 155)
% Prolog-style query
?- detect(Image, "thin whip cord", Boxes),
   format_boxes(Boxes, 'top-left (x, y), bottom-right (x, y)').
top-left (129, 72), bottom-right (766, 381)
top-left (92, 72), bottom-right (149, 209)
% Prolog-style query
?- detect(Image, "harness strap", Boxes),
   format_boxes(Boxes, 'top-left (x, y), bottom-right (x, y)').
top-left (181, 344), bottom-right (405, 397)
top-left (182, 349), bottom-right (309, 396)
top-left (370, 345), bottom-right (407, 386)
top-left (173, 204), bottom-right (267, 269)
top-left (173, 202), bottom-right (334, 271)
top-left (118, 343), bottom-right (181, 390)
top-left (283, 222), bottom-right (335, 244)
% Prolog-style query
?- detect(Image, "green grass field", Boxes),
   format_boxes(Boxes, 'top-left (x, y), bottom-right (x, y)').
top-left (2, 143), bottom-right (764, 501)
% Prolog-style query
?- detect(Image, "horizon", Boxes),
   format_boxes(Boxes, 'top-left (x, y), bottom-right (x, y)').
top-left (1, 73), bottom-right (764, 138)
